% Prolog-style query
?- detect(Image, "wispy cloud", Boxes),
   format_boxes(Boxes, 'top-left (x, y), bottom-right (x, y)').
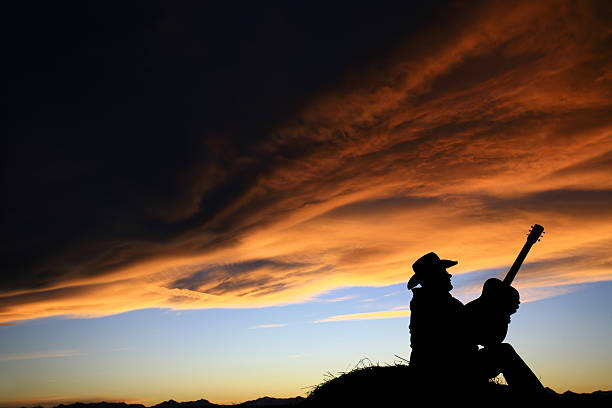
top-left (314, 295), bottom-right (357, 303)
top-left (517, 285), bottom-right (582, 303)
top-left (314, 310), bottom-right (411, 323)
top-left (0, 349), bottom-right (82, 361)
top-left (250, 323), bottom-right (288, 329)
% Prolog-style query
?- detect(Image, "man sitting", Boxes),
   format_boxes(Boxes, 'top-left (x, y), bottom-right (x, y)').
top-left (407, 252), bottom-right (546, 396)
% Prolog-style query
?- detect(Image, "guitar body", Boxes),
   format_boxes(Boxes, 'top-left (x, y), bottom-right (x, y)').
top-left (465, 278), bottom-right (520, 347)
top-left (466, 224), bottom-right (544, 347)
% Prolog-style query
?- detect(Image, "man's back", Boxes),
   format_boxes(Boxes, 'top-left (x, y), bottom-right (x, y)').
top-left (409, 287), bottom-right (477, 372)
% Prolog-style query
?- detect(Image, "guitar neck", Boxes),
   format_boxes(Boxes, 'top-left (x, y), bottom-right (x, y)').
top-left (502, 241), bottom-right (534, 286)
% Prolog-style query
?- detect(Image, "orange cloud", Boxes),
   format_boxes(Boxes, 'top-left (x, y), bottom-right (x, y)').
top-left (1, 0), bottom-right (610, 323)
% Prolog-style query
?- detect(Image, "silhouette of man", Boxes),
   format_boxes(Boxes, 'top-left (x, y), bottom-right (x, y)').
top-left (407, 252), bottom-right (546, 396)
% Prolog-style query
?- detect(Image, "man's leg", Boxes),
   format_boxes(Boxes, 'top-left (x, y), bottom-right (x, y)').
top-left (481, 343), bottom-right (545, 395)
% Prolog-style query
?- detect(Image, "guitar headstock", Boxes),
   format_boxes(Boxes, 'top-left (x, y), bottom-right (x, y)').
top-left (526, 224), bottom-right (545, 245)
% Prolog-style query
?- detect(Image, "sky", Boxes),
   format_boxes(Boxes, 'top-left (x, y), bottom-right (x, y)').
top-left (2, 0), bottom-right (612, 405)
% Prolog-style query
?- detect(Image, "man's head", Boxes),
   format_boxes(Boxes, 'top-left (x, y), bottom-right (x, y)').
top-left (408, 252), bottom-right (457, 292)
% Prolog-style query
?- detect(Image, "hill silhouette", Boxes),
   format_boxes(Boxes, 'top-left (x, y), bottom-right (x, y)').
top-left (33, 397), bottom-right (305, 408)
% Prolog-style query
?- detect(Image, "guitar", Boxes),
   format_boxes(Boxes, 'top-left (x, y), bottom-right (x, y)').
top-left (465, 224), bottom-right (545, 347)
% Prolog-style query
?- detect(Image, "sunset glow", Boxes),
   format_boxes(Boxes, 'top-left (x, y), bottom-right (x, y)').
top-left (2, 0), bottom-right (611, 405)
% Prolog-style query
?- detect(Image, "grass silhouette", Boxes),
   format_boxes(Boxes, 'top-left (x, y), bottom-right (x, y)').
top-left (303, 358), bottom-right (611, 407)
top-left (305, 359), bottom-right (413, 406)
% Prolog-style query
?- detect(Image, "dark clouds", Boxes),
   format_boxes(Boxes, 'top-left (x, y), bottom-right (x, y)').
top-left (2, 0), bottom-right (612, 322)
top-left (2, 0), bottom-right (449, 293)
top-left (172, 259), bottom-right (309, 294)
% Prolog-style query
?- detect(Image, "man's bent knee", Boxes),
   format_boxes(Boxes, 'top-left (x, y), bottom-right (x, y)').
top-left (498, 342), bottom-right (515, 354)
top-left (485, 342), bottom-right (517, 364)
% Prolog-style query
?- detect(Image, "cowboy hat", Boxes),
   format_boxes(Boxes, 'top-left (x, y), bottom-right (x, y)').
top-left (407, 252), bottom-right (457, 289)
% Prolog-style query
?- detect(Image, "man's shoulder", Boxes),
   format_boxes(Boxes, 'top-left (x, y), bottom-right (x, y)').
top-left (410, 287), bottom-right (427, 302)
top-left (410, 288), bottom-right (465, 308)
top-left (409, 288), bottom-right (425, 309)
top-left (449, 294), bottom-right (465, 308)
